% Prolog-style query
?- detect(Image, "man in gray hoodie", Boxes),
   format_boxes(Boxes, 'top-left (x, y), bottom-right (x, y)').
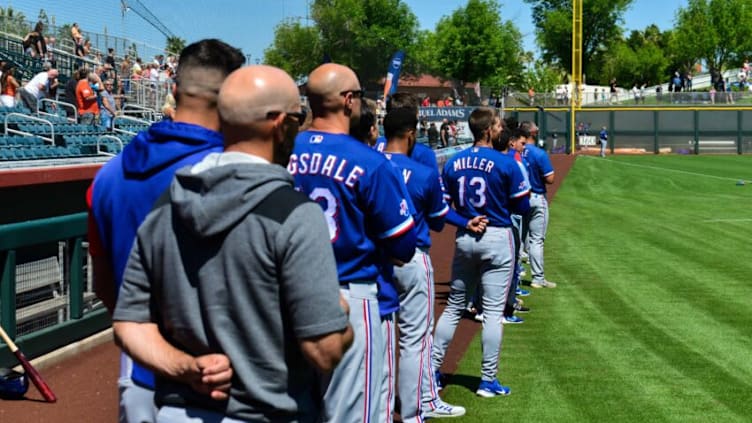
top-left (113, 65), bottom-right (353, 422)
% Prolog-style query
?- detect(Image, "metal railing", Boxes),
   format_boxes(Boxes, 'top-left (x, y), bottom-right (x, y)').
top-left (4, 113), bottom-right (54, 144)
top-left (120, 104), bottom-right (158, 123)
top-left (39, 99), bottom-right (77, 123)
top-left (96, 134), bottom-right (123, 156)
top-left (0, 213), bottom-right (109, 368)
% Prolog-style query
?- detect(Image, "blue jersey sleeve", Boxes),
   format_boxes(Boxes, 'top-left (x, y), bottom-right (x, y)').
top-left (509, 163), bottom-right (531, 199)
top-left (539, 150), bottom-right (554, 178)
top-left (365, 160), bottom-right (416, 239)
top-left (410, 143), bottom-right (438, 170)
top-left (425, 167), bottom-right (449, 232)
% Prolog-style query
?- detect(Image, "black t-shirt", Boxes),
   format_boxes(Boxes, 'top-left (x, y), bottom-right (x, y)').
top-left (428, 126), bottom-right (439, 143)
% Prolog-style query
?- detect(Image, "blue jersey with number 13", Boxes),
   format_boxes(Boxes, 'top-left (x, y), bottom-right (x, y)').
top-left (443, 146), bottom-right (529, 227)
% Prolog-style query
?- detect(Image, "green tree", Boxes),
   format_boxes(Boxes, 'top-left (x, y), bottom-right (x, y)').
top-left (0, 6), bottom-right (29, 36)
top-left (431, 0), bottom-right (524, 100)
top-left (37, 9), bottom-right (49, 29)
top-left (264, 19), bottom-right (323, 81)
top-left (264, 0), bottom-right (420, 85)
top-left (524, 0), bottom-right (632, 83)
top-left (165, 36), bottom-right (186, 55)
top-left (672, 0), bottom-right (752, 77)
top-left (311, 0), bottom-right (420, 84)
top-left (596, 25), bottom-right (670, 86)
top-left (522, 60), bottom-right (566, 95)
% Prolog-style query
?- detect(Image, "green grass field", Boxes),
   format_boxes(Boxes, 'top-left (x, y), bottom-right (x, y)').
top-left (438, 155), bottom-right (752, 422)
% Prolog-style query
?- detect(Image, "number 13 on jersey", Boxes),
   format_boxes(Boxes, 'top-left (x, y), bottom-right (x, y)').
top-left (457, 175), bottom-right (487, 208)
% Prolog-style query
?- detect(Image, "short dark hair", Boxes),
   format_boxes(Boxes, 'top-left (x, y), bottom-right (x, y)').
top-left (468, 107), bottom-right (496, 141)
top-left (384, 107), bottom-right (418, 140)
top-left (351, 99), bottom-right (377, 144)
top-left (387, 92), bottom-right (419, 115)
top-left (174, 39), bottom-right (244, 103)
top-left (504, 116), bottom-right (519, 130)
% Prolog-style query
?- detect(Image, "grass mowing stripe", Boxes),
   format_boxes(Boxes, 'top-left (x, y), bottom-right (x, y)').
top-left (438, 155), bottom-right (752, 422)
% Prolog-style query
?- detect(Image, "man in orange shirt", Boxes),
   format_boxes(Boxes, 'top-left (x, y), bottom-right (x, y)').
top-left (76, 72), bottom-right (101, 125)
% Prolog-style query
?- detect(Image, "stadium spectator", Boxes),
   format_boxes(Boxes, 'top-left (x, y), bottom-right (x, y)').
top-left (76, 72), bottom-right (101, 125)
top-left (427, 121), bottom-right (439, 148)
top-left (71, 23), bottom-right (85, 56)
top-left (112, 64), bottom-right (352, 423)
top-left (422, 96), bottom-right (430, 107)
top-left (131, 57), bottom-right (143, 78)
top-left (161, 91), bottom-right (176, 120)
top-left (88, 38), bottom-right (245, 423)
top-left (83, 39), bottom-right (92, 58)
top-left (105, 48), bottom-right (116, 67)
top-left (23, 21), bottom-right (47, 58)
top-left (100, 79), bottom-right (117, 130)
top-left (439, 118), bottom-right (449, 147)
top-left (528, 86), bottom-right (535, 105)
top-left (609, 79), bottom-right (618, 104)
top-left (119, 57), bottom-right (131, 94)
top-left (18, 68), bottom-right (58, 112)
top-left (65, 68), bottom-right (86, 113)
top-left (0, 65), bottom-right (19, 108)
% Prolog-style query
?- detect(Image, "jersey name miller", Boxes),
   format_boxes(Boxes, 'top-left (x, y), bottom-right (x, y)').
top-left (288, 152), bottom-right (365, 188)
top-left (452, 155), bottom-right (495, 173)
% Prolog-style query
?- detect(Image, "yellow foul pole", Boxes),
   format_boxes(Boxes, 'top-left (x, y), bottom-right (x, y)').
top-left (570, 0), bottom-right (583, 153)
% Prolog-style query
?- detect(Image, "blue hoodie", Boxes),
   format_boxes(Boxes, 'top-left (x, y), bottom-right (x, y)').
top-left (89, 119), bottom-right (223, 388)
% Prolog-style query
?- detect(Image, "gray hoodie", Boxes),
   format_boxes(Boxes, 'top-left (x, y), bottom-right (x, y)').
top-left (115, 152), bottom-right (347, 422)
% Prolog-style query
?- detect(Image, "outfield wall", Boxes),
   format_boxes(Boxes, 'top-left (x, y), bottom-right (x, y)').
top-left (506, 107), bottom-right (752, 155)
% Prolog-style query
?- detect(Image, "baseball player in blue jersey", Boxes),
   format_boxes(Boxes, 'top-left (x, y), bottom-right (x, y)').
top-left (382, 107), bottom-right (467, 420)
top-left (287, 63), bottom-right (417, 423)
top-left (501, 128), bottom-right (532, 322)
top-left (432, 107), bottom-right (530, 397)
top-left (520, 121), bottom-right (556, 289)
top-left (599, 125), bottom-right (608, 157)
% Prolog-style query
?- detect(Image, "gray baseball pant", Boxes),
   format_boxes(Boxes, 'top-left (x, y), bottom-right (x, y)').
top-left (528, 193), bottom-right (549, 284)
top-left (432, 227), bottom-right (515, 382)
top-left (119, 354), bottom-right (157, 423)
top-left (392, 248), bottom-right (439, 422)
top-left (321, 282), bottom-right (383, 423)
top-left (377, 313), bottom-right (396, 423)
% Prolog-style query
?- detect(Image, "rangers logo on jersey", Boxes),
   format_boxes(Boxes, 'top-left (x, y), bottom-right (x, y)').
top-left (400, 198), bottom-right (410, 217)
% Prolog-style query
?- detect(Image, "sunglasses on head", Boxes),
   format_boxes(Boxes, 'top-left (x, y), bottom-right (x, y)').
top-left (339, 89), bottom-right (365, 99)
top-left (266, 110), bottom-right (307, 126)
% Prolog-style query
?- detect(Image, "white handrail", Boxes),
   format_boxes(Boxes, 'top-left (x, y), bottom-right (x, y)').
top-left (4, 113), bottom-right (55, 144)
top-left (96, 134), bottom-right (124, 157)
top-left (113, 115), bottom-right (151, 136)
top-left (38, 99), bottom-right (78, 123)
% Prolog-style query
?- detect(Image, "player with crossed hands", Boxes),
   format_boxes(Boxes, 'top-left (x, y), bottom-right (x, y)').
top-left (287, 63), bottom-right (417, 423)
top-left (432, 107), bottom-right (530, 397)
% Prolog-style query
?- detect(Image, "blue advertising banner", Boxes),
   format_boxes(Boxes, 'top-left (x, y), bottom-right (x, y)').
top-left (382, 51), bottom-right (405, 99)
top-left (419, 107), bottom-right (475, 122)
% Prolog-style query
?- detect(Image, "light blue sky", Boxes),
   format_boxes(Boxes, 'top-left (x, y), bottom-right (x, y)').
top-left (8, 0), bottom-right (685, 62)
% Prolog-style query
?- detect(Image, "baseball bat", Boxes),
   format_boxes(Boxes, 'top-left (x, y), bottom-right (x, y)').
top-left (0, 324), bottom-right (57, 402)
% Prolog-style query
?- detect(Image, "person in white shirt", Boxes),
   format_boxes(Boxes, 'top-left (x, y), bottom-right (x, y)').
top-left (19, 69), bottom-right (58, 112)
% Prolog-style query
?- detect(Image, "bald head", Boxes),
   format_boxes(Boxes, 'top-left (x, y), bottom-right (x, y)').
top-left (219, 65), bottom-right (300, 126)
top-left (308, 63), bottom-right (359, 98)
top-left (307, 63), bottom-right (362, 119)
